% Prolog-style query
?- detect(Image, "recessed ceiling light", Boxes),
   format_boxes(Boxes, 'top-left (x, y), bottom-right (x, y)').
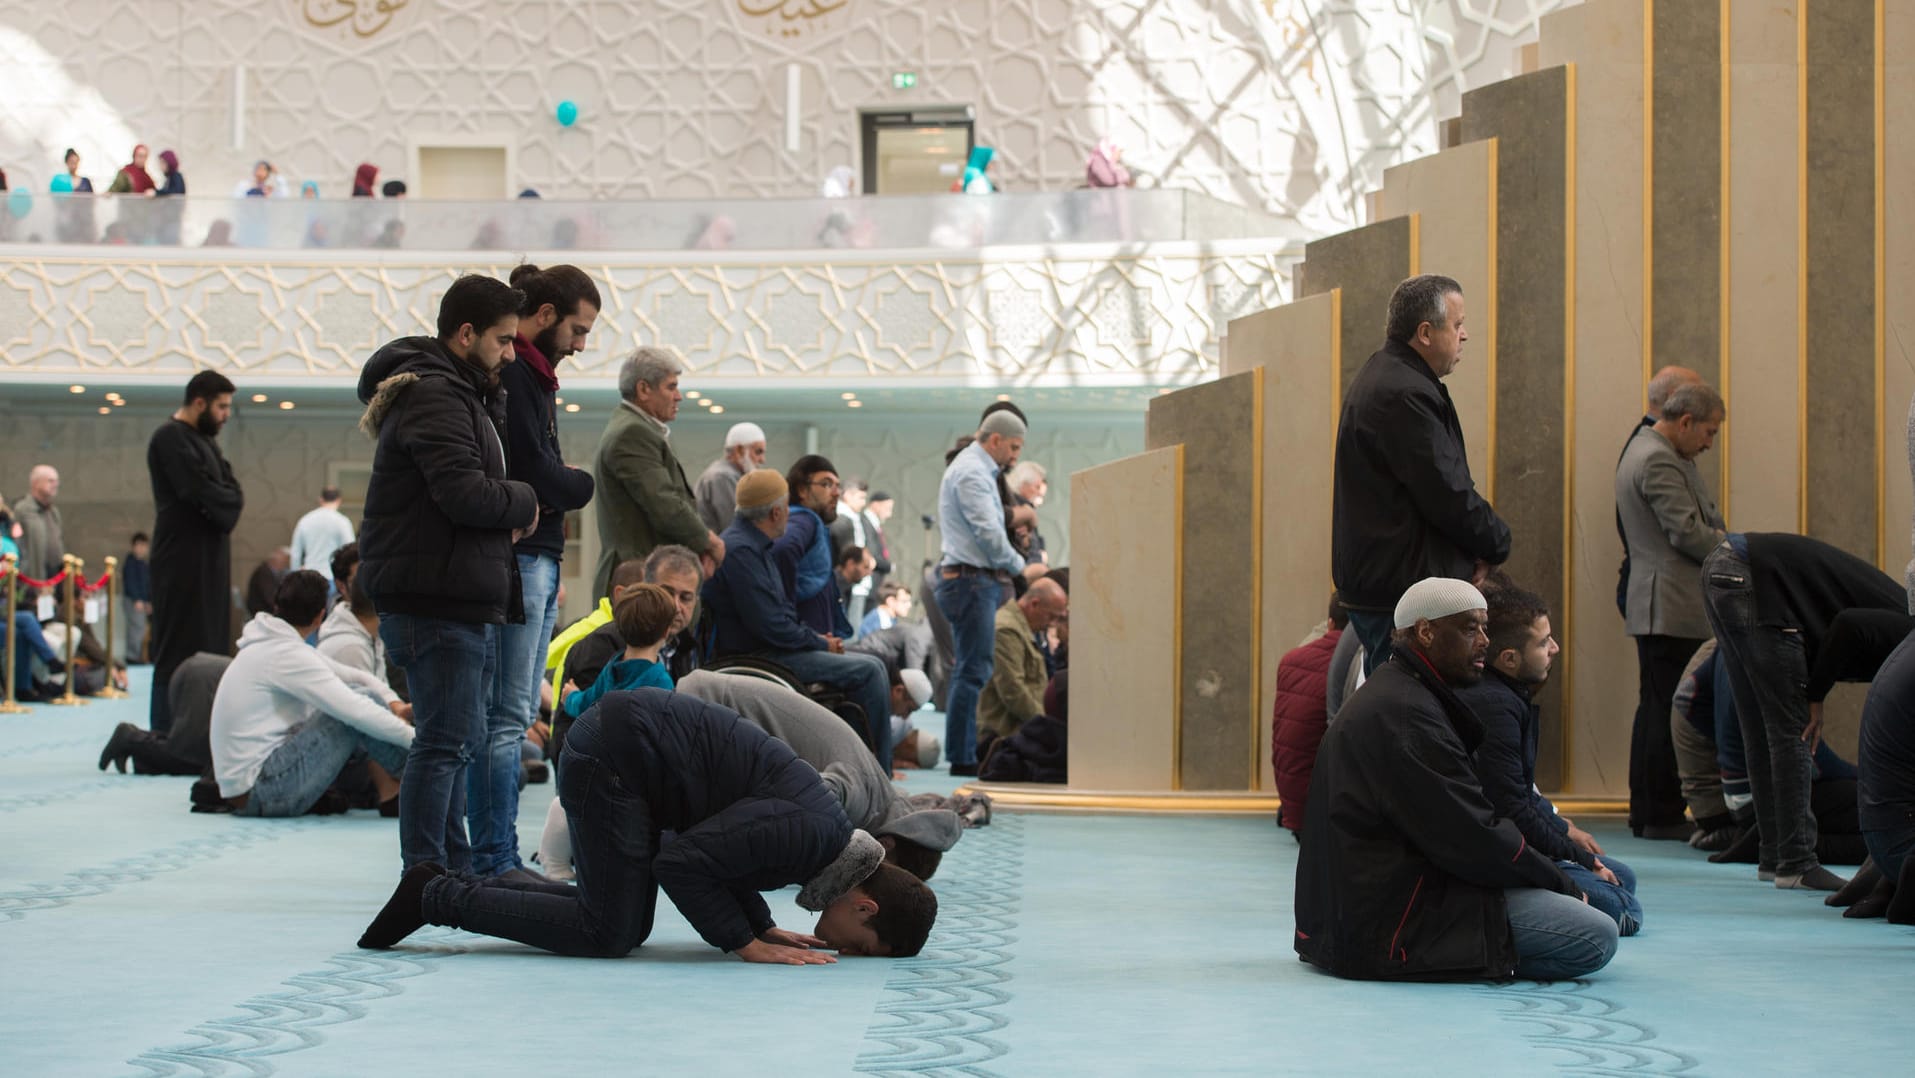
top-left (112, 398), bottom-right (126, 406)
top-left (847, 400), bottom-right (863, 409)
top-left (104, 392), bottom-right (122, 401)
top-left (69, 384), bottom-right (85, 394)
top-left (564, 403), bottom-right (581, 413)
top-left (554, 396), bottom-right (564, 405)
top-left (278, 401), bottom-right (295, 410)
top-left (1157, 388), bottom-right (1173, 395)
top-left (995, 393), bottom-right (1010, 402)
top-left (97, 406), bottom-right (111, 415)
top-left (709, 405), bottom-right (725, 414)
top-left (841, 392), bottom-right (857, 400)
top-left (252, 393), bottom-right (269, 403)
top-left (685, 390), bottom-right (701, 399)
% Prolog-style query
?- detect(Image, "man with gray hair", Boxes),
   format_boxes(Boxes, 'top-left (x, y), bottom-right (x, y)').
top-left (1332, 274), bottom-right (1510, 675)
top-left (696, 421), bottom-right (769, 533)
top-left (1007, 461), bottom-right (1049, 567)
top-left (1614, 366), bottom-right (1702, 615)
top-left (15, 465), bottom-right (64, 587)
top-left (592, 347), bottom-right (724, 601)
top-left (1616, 379), bottom-right (1726, 839)
top-left (934, 408), bottom-right (1030, 775)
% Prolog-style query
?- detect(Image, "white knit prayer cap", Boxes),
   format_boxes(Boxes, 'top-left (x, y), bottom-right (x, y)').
top-left (1393, 578), bottom-right (1488, 630)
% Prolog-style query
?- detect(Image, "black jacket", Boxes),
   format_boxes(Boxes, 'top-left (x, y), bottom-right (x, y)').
top-left (1454, 670), bottom-right (1594, 870)
top-left (1295, 653), bottom-right (1578, 981)
top-left (587, 689), bottom-right (852, 952)
top-left (1331, 340), bottom-right (1510, 610)
top-left (356, 337), bottom-right (538, 624)
top-left (499, 352), bottom-right (595, 561)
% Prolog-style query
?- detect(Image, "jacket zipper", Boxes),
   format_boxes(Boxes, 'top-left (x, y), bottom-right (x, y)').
top-left (1389, 875), bottom-right (1425, 964)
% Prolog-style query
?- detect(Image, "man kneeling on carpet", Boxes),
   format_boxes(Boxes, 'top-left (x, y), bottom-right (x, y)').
top-left (210, 570), bottom-right (415, 817)
top-left (1294, 578), bottom-right (1618, 982)
top-left (1455, 583), bottom-right (1642, 936)
top-left (360, 688), bottom-right (938, 962)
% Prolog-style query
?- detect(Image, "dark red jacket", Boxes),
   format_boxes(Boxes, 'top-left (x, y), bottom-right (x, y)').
top-left (1273, 628), bottom-right (1341, 833)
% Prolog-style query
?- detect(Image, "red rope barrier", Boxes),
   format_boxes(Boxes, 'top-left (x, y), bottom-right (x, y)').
top-left (78, 569), bottom-right (113, 594)
top-left (10, 568), bottom-right (70, 590)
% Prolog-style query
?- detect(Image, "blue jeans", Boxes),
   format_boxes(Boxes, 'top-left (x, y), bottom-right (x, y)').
top-left (469, 554), bottom-right (561, 876)
top-left (10, 611), bottom-right (57, 696)
top-left (1345, 609), bottom-right (1395, 676)
top-left (1504, 887), bottom-right (1620, 980)
top-left (936, 572), bottom-right (1002, 767)
top-left (426, 711), bottom-right (660, 957)
top-left (382, 613), bottom-right (497, 874)
top-left (1560, 856), bottom-right (1641, 936)
top-left (235, 715), bottom-right (412, 818)
top-left (1704, 542), bottom-right (1820, 874)
top-left (767, 647), bottom-right (894, 766)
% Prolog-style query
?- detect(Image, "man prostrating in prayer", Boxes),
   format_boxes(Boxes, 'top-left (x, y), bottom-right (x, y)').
top-left (359, 689), bottom-right (938, 963)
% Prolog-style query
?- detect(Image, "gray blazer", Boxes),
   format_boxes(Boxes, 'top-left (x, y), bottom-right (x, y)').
top-left (1614, 427), bottom-right (1724, 638)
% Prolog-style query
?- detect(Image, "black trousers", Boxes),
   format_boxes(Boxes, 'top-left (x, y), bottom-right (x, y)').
top-left (1631, 635), bottom-right (1705, 829)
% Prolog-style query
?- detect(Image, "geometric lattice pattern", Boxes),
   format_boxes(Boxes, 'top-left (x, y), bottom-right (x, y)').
top-left (0, 244), bottom-right (1295, 386)
top-left (3, 2), bottom-right (1562, 238)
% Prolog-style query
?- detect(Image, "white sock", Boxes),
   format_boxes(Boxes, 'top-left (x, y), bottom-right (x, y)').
top-left (538, 797), bottom-right (575, 882)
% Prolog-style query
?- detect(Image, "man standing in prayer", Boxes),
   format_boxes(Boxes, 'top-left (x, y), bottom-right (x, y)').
top-left (290, 486), bottom-right (357, 581)
top-left (695, 422), bottom-right (768, 534)
top-left (146, 371), bottom-right (244, 733)
top-left (1331, 274), bottom-right (1509, 674)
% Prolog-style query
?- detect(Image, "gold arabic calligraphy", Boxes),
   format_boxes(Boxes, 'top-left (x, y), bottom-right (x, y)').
top-left (303, 0), bottom-right (411, 39)
top-left (737, 1), bottom-right (848, 22)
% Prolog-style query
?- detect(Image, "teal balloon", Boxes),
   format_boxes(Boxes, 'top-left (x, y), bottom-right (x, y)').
top-left (5, 189), bottom-right (29, 219)
top-left (556, 100), bottom-right (579, 127)
top-left (50, 174), bottom-right (75, 194)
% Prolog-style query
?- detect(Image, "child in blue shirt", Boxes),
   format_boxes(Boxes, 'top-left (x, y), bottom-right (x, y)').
top-left (562, 583), bottom-right (680, 717)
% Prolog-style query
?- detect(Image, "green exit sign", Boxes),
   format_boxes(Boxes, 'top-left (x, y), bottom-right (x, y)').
top-left (892, 72), bottom-right (917, 90)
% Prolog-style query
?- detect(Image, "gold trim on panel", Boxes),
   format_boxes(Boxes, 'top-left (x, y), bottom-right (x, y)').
top-left (1171, 441), bottom-right (1185, 792)
top-left (1720, 0), bottom-right (1733, 521)
top-left (1562, 62), bottom-right (1579, 791)
top-left (953, 784), bottom-right (1285, 815)
top-left (1486, 138), bottom-right (1500, 504)
top-left (1642, 0), bottom-right (1656, 410)
top-left (1876, 0), bottom-right (1888, 568)
top-left (1408, 211), bottom-right (1422, 275)
top-left (1250, 366), bottom-right (1266, 789)
top-left (1798, 0), bottom-right (1811, 535)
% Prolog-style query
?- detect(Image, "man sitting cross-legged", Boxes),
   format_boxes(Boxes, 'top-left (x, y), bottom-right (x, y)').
top-left (210, 570), bottom-right (415, 817)
top-left (360, 688), bottom-right (939, 962)
top-left (1294, 577), bottom-right (1617, 982)
top-left (1455, 584), bottom-right (1642, 936)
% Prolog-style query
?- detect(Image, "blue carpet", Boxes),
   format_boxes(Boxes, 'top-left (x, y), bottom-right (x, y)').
top-left (3, 674), bottom-right (1911, 1076)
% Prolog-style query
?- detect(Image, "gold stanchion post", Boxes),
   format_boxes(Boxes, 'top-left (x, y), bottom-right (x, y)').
top-left (49, 555), bottom-right (87, 707)
top-left (97, 556), bottom-right (126, 698)
top-left (0, 555), bottom-right (29, 714)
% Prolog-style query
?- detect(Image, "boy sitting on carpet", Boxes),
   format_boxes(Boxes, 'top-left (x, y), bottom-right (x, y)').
top-left (360, 688), bottom-right (938, 962)
top-left (560, 584), bottom-right (678, 717)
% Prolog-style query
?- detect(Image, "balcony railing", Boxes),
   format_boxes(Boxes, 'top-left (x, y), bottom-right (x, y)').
top-left (0, 188), bottom-right (1305, 253)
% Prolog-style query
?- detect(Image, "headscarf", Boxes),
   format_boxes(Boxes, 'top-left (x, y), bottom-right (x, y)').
top-left (117, 145), bottom-right (155, 193)
top-left (820, 165), bottom-right (856, 199)
top-left (1087, 138), bottom-right (1131, 188)
top-left (352, 163), bottom-right (378, 197)
top-left (301, 181), bottom-right (319, 199)
top-left (962, 145), bottom-right (996, 194)
top-left (159, 150), bottom-right (180, 177)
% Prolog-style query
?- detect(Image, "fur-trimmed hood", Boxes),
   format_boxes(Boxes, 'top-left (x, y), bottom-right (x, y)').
top-left (356, 335), bottom-right (502, 438)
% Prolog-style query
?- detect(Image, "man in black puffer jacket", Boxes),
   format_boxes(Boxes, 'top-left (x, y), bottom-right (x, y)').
top-left (1332, 275), bottom-right (1510, 674)
top-left (356, 275), bottom-right (539, 874)
top-left (1295, 578), bottom-right (1616, 982)
top-left (359, 690), bottom-right (939, 963)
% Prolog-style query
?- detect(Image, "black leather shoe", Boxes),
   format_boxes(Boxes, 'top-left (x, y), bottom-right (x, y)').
top-left (98, 722), bottom-right (140, 772)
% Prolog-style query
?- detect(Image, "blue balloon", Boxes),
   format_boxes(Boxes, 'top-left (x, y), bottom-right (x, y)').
top-left (5, 189), bottom-right (30, 219)
top-left (50, 174), bottom-right (75, 194)
top-left (556, 100), bottom-right (579, 127)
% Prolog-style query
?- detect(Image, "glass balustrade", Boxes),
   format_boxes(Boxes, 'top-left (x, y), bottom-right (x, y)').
top-left (0, 188), bottom-right (1305, 253)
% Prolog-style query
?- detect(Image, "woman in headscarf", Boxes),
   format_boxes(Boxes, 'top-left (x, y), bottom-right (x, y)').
top-left (351, 163), bottom-right (379, 197)
top-left (301, 181), bottom-right (319, 199)
top-left (961, 146), bottom-right (996, 195)
top-left (1086, 138), bottom-right (1132, 188)
top-left (108, 144), bottom-right (156, 195)
top-left (51, 149), bottom-right (97, 244)
top-left (820, 165), bottom-right (856, 199)
top-left (154, 150), bottom-right (187, 244)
